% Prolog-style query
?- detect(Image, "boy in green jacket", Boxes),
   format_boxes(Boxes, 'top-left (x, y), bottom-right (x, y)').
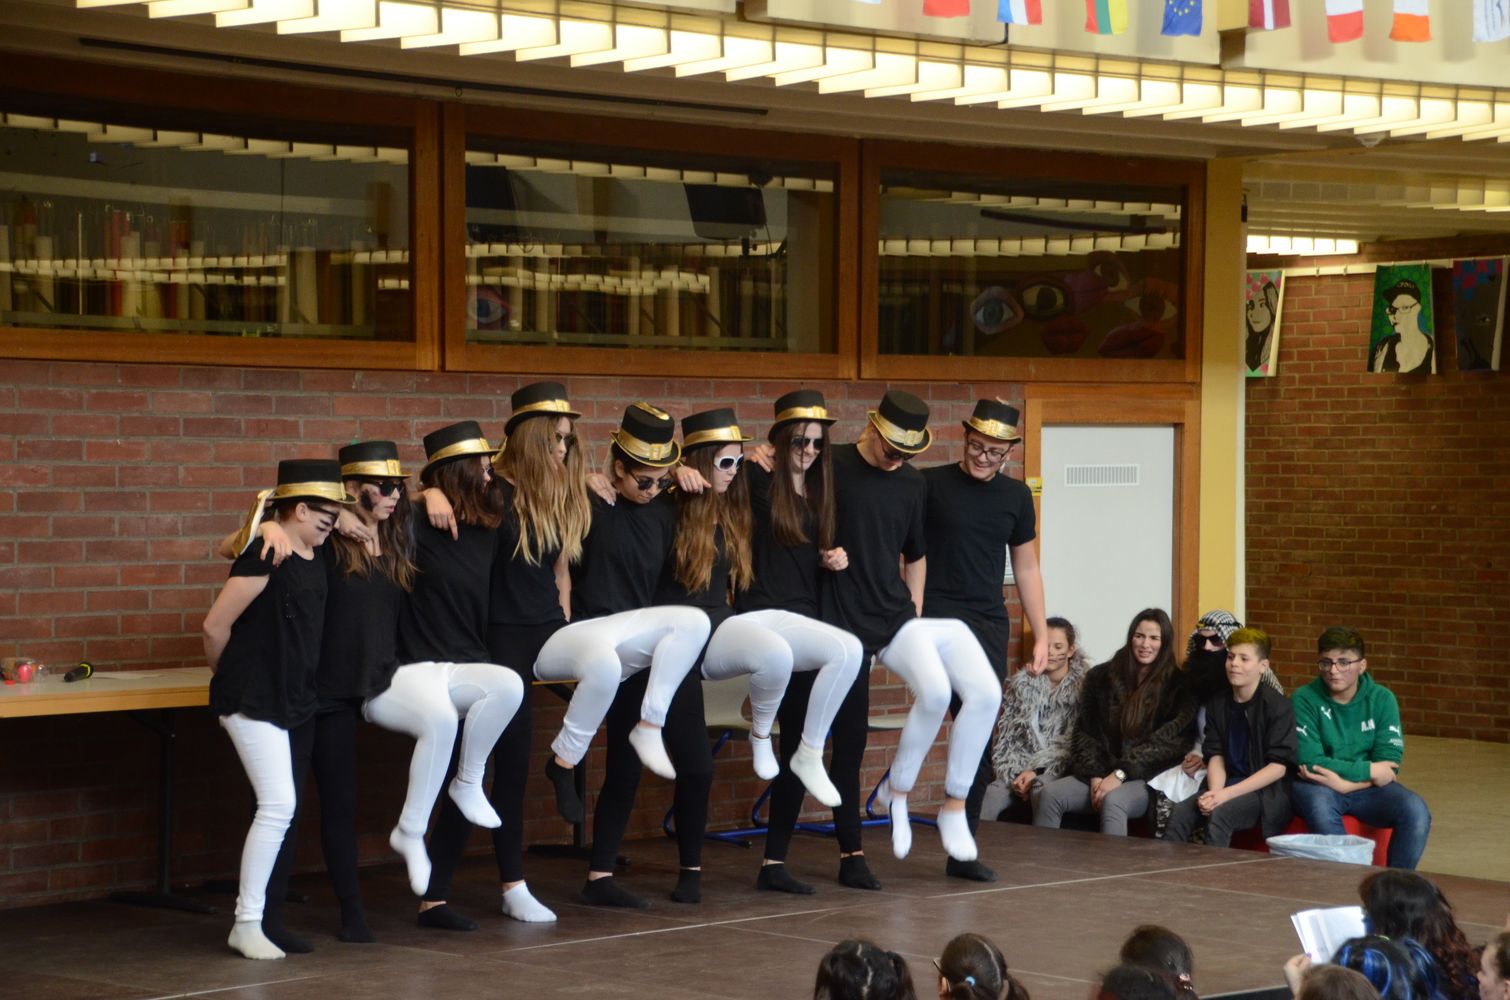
top-left (1290, 626), bottom-right (1431, 869)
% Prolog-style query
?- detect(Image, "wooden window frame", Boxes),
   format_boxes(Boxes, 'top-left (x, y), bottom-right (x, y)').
top-left (859, 139), bottom-right (1207, 385)
top-left (442, 103), bottom-right (858, 380)
top-left (0, 54), bottom-right (440, 372)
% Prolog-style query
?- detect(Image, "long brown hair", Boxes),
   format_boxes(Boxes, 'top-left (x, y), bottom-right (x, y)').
top-left (421, 455), bottom-right (502, 530)
top-left (1113, 608), bottom-right (1178, 740)
top-left (768, 420), bottom-right (836, 549)
top-left (328, 481), bottom-right (418, 591)
top-left (673, 446), bottom-right (753, 595)
top-left (493, 415), bottom-right (590, 565)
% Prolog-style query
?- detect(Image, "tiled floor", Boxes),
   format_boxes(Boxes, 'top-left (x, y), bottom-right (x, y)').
top-left (3, 813), bottom-right (1507, 1000)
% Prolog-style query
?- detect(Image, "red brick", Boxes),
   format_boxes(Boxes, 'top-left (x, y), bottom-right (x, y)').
top-left (54, 565), bottom-right (119, 587)
top-left (150, 391), bottom-right (214, 414)
top-left (17, 439), bottom-right (83, 461)
top-left (84, 389), bottom-right (149, 412)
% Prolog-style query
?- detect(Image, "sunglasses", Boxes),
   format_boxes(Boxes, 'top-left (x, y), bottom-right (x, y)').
top-left (633, 474), bottom-right (674, 492)
top-left (880, 442), bottom-right (910, 463)
top-left (713, 454), bottom-right (744, 472)
top-left (1199, 632), bottom-right (1224, 648)
top-left (555, 432), bottom-right (577, 451)
top-left (789, 436), bottom-right (824, 452)
top-left (361, 479), bottom-right (403, 497)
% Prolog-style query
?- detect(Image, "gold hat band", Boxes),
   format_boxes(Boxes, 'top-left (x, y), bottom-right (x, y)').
top-left (426, 437), bottom-right (495, 466)
top-left (683, 425), bottom-right (751, 450)
top-left (512, 399), bottom-right (577, 419)
top-left (342, 458), bottom-right (409, 478)
top-left (868, 411), bottom-right (929, 449)
top-left (966, 417), bottom-right (1022, 442)
top-left (272, 482), bottom-right (354, 504)
top-left (611, 429), bottom-right (677, 466)
top-left (772, 405), bottom-right (832, 425)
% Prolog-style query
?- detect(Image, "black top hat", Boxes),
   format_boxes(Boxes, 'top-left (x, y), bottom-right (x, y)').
top-left (611, 403), bottom-right (680, 468)
top-left (421, 420), bottom-right (498, 477)
top-left (768, 389), bottom-right (836, 441)
top-left (963, 400), bottom-right (1022, 443)
top-left (681, 407), bottom-right (753, 452)
top-left (505, 381), bottom-right (581, 436)
top-left (867, 390), bottom-right (932, 455)
top-left (272, 458), bottom-right (355, 505)
top-left (339, 440), bottom-right (411, 479)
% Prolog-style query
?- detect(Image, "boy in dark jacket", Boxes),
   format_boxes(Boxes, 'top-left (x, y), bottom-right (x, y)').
top-left (1165, 627), bottom-right (1296, 847)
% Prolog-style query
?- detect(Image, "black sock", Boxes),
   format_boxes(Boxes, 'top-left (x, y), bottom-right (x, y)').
top-left (838, 855), bottom-right (882, 891)
top-left (337, 900), bottom-right (376, 943)
top-left (544, 759), bottom-right (585, 825)
top-left (756, 863), bottom-right (815, 895)
top-left (945, 858), bottom-right (998, 883)
top-left (670, 869), bottom-right (701, 904)
top-left (261, 921), bottom-right (313, 954)
top-left (416, 904), bottom-right (478, 931)
top-left (582, 876), bottom-right (649, 909)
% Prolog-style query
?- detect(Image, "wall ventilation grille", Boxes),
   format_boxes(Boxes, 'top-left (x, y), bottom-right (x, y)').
top-left (1064, 464), bottom-right (1140, 488)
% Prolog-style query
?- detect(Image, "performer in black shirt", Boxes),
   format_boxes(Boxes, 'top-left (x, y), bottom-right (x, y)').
top-left (204, 459), bottom-right (350, 960)
top-left (921, 399), bottom-right (1048, 883)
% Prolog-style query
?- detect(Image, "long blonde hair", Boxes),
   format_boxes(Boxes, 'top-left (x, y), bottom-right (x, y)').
top-left (493, 415), bottom-right (590, 566)
top-left (673, 446), bottom-right (753, 595)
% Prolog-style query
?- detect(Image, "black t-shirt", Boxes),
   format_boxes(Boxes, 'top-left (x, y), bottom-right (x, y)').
top-left (1225, 698), bottom-right (1253, 783)
top-left (397, 520), bottom-right (497, 664)
top-left (490, 480), bottom-right (566, 628)
top-left (820, 443), bottom-right (927, 650)
top-left (737, 463), bottom-right (820, 617)
top-left (317, 544), bottom-right (405, 709)
top-left (570, 492), bottom-right (677, 620)
top-left (209, 545), bottom-right (326, 729)
top-left (656, 521), bottom-right (733, 631)
top-left (920, 462), bottom-right (1036, 624)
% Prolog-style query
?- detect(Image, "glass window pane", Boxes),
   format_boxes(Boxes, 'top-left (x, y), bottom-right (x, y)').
top-left (0, 98), bottom-right (411, 342)
top-left (464, 138), bottom-right (835, 354)
top-left (878, 169), bottom-right (1185, 360)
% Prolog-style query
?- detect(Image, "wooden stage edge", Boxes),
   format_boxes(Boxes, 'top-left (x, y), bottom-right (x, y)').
top-left (4, 817), bottom-right (1507, 1000)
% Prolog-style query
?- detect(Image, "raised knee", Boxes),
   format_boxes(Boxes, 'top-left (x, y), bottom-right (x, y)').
top-left (915, 676), bottom-right (952, 716)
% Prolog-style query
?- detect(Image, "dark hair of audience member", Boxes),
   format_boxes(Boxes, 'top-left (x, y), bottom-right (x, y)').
top-left (1333, 935), bottom-right (1442, 1000)
top-left (1298, 965), bottom-right (1382, 1000)
top-left (1359, 871), bottom-right (1477, 1000)
top-left (1045, 616), bottom-right (1077, 650)
top-left (1120, 926), bottom-right (1195, 985)
top-left (815, 939), bottom-right (918, 1000)
top-left (1098, 964), bottom-right (1182, 1000)
top-left (938, 932), bottom-right (1030, 1000)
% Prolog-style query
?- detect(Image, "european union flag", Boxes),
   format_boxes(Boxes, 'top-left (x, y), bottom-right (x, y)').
top-left (1162, 0), bottom-right (1202, 35)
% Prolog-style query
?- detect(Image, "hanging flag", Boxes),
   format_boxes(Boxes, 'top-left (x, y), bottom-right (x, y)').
top-left (1248, 0), bottom-right (1290, 29)
top-left (924, 0), bottom-right (970, 16)
top-left (1474, 0), bottom-right (1509, 41)
top-left (1085, 0), bottom-right (1128, 34)
top-left (998, 0), bottom-right (1043, 24)
top-left (1162, 0), bottom-right (1201, 35)
top-left (1390, 0), bottom-right (1430, 40)
top-left (1325, 0), bottom-right (1364, 42)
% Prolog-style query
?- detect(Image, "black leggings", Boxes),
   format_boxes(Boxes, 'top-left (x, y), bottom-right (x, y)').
top-left (953, 616), bottom-right (1008, 835)
top-left (264, 716), bottom-right (319, 930)
top-left (589, 666), bottom-right (713, 872)
top-left (763, 655), bottom-right (873, 861)
top-left (425, 621), bottom-right (563, 897)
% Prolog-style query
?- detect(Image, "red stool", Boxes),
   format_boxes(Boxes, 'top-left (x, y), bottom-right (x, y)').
top-left (1229, 815), bottom-right (1393, 866)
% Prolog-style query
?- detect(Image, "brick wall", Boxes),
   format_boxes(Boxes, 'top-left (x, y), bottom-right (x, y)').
top-left (0, 361), bottom-right (1028, 907)
top-left (1246, 273), bottom-right (1510, 743)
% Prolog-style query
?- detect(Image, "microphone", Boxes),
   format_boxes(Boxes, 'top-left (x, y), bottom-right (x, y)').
top-left (63, 661), bottom-right (94, 683)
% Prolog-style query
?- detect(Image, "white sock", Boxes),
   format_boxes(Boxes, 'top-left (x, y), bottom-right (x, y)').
top-left (937, 808), bottom-right (978, 862)
top-left (389, 826), bottom-right (432, 896)
top-left (888, 793), bottom-right (912, 859)
top-left (789, 742), bottom-right (841, 808)
top-left (448, 777), bottom-right (502, 829)
top-left (628, 725), bottom-right (677, 780)
top-left (501, 883), bottom-right (557, 923)
top-left (228, 920), bottom-right (285, 960)
top-left (750, 734), bottom-right (779, 780)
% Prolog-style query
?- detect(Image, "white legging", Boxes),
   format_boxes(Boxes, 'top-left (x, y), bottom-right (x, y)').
top-left (533, 606), bottom-right (711, 764)
top-left (362, 661), bottom-right (524, 836)
top-left (702, 609), bottom-right (864, 748)
top-left (877, 617), bottom-right (1002, 800)
top-left (221, 713), bottom-right (294, 924)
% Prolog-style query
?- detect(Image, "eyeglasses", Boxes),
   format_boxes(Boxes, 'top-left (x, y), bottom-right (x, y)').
top-left (361, 479), bottom-right (402, 497)
top-left (966, 439), bottom-right (1015, 463)
top-left (633, 474), bottom-right (674, 492)
top-left (789, 436), bottom-right (824, 453)
top-left (713, 454), bottom-right (744, 472)
top-left (1317, 657), bottom-right (1362, 673)
top-left (1385, 301), bottom-right (1418, 317)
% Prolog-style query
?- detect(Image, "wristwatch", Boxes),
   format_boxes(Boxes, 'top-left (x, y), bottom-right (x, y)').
top-left (1112, 768), bottom-right (1127, 782)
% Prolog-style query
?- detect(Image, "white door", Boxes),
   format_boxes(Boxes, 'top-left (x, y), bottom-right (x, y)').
top-left (1039, 425), bottom-right (1176, 665)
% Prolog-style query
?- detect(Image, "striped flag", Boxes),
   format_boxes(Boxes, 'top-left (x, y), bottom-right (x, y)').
top-left (1162, 0), bottom-right (1201, 35)
top-left (1325, 0), bottom-right (1364, 42)
top-left (997, 0), bottom-right (1043, 23)
top-left (1476, 0), bottom-right (1510, 42)
top-left (1084, 0), bottom-right (1128, 34)
top-left (1248, 0), bottom-right (1290, 29)
top-left (1390, 0), bottom-right (1430, 41)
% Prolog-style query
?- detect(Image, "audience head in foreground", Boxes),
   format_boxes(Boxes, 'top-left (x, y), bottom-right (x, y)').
top-left (935, 932), bottom-right (1030, 1000)
top-left (815, 939), bottom-right (918, 1000)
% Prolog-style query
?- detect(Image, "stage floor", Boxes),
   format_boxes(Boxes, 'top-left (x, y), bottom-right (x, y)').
top-left (7, 821), bottom-right (1508, 1000)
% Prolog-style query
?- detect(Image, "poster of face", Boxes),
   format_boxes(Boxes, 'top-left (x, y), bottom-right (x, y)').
top-left (1244, 269), bottom-right (1284, 377)
top-left (1368, 264), bottom-right (1436, 374)
top-left (1451, 257), bottom-right (1506, 372)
